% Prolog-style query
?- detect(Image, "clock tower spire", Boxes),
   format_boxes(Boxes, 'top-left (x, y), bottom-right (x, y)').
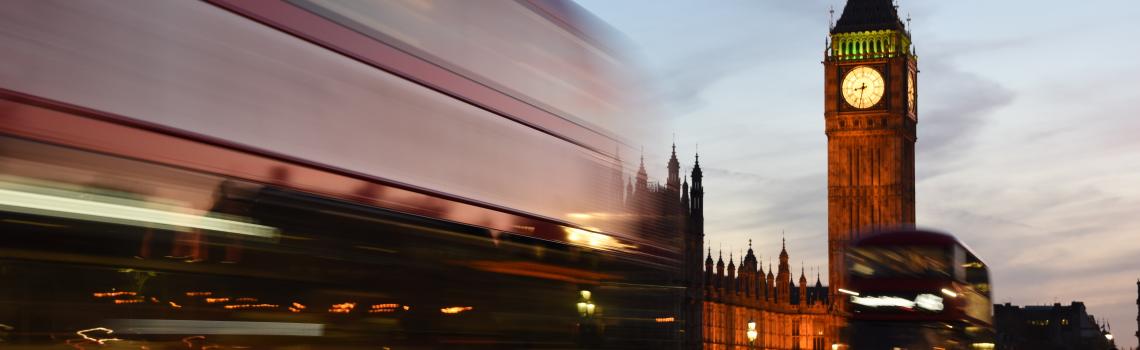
top-left (824, 0), bottom-right (918, 309)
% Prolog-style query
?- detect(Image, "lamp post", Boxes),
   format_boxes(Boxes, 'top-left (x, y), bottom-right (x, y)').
top-left (746, 319), bottom-right (758, 347)
top-left (577, 290), bottom-right (595, 318)
top-left (577, 290), bottom-right (599, 348)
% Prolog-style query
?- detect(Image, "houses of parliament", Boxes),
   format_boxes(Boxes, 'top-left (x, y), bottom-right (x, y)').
top-left (624, 0), bottom-right (921, 348)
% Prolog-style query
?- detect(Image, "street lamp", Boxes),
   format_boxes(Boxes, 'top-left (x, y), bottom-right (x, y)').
top-left (577, 290), bottom-right (595, 317)
top-left (746, 319), bottom-right (758, 345)
top-left (576, 290), bottom-right (600, 348)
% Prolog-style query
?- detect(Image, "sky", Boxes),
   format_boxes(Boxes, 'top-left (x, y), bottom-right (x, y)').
top-left (577, 0), bottom-right (1140, 347)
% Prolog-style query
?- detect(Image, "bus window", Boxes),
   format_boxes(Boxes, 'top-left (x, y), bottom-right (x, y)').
top-left (848, 246), bottom-right (952, 279)
top-left (954, 245), bottom-right (967, 282)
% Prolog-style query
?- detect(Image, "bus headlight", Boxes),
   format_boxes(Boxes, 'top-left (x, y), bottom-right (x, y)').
top-left (914, 294), bottom-right (944, 311)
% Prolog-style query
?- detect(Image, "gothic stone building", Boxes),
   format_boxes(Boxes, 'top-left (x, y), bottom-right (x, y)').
top-left (701, 241), bottom-right (843, 350)
top-left (621, 145), bottom-right (706, 349)
top-left (626, 146), bottom-right (842, 350)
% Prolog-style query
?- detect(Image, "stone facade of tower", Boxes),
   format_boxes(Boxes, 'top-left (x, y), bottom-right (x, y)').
top-left (824, 0), bottom-right (918, 308)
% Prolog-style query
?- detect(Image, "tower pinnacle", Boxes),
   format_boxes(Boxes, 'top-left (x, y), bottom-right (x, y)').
top-left (636, 148), bottom-right (648, 191)
top-left (831, 0), bottom-right (906, 34)
top-left (667, 142), bottom-right (681, 191)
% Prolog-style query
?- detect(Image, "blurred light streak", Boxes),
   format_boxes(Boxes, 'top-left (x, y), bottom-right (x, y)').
top-left (113, 299), bottom-right (143, 304)
top-left (223, 304), bottom-right (278, 310)
top-left (186, 292), bottom-right (213, 297)
top-left (563, 227), bottom-right (635, 250)
top-left (466, 260), bottom-right (618, 284)
top-left (915, 294), bottom-right (945, 311)
top-left (2, 218), bottom-right (67, 228)
top-left (851, 295), bottom-right (915, 308)
top-left (76, 327), bottom-right (120, 345)
top-left (181, 335), bottom-right (205, 349)
top-left (93, 291), bottom-right (136, 298)
top-left (851, 263), bottom-right (875, 276)
top-left (289, 302), bottom-right (306, 313)
top-left (369, 304), bottom-right (401, 313)
top-left (0, 184), bottom-right (278, 239)
top-left (329, 302), bottom-right (356, 314)
top-left (850, 293), bottom-right (944, 311)
top-left (104, 319), bottom-right (325, 336)
top-left (440, 306), bottom-right (473, 314)
top-left (655, 317), bottom-right (675, 323)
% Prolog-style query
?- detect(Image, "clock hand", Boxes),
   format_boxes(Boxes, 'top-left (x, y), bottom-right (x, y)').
top-left (859, 83), bottom-right (868, 105)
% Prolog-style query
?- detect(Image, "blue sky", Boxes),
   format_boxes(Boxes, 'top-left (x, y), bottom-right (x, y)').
top-left (578, 0), bottom-right (1140, 346)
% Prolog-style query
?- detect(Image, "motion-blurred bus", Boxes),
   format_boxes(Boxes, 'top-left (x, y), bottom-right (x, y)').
top-left (841, 229), bottom-right (994, 350)
top-left (0, 0), bottom-right (681, 348)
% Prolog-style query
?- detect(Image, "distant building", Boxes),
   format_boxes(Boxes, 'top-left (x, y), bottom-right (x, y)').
top-left (994, 302), bottom-right (1117, 350)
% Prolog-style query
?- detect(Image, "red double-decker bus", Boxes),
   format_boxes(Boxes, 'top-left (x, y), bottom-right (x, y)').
top-left (841, 229), bottom-right (994, 350)
top-left (0, 1), bottom-right (684, 348)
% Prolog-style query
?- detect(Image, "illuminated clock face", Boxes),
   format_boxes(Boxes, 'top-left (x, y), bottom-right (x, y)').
top-left (842, 66), bottom-right (885, 109)
top-left (907, 72), bottom-right (916, 114)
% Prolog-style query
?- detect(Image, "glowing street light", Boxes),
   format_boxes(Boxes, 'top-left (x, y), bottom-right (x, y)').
top-left (577, 290), bottom-right (595, 317)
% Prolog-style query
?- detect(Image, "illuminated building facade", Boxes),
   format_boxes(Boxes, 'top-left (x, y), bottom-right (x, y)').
top-left (628, 146), bottom-right (843, 349)
top-left (700, 240), bottom-right (843, 350)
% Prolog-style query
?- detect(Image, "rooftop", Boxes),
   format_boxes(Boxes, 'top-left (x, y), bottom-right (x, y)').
top-left (832, 0), bottom-right (906, 34)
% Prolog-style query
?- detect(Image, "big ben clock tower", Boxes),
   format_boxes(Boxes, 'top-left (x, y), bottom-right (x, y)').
top-left (824, 0), bottom-right (917, 305)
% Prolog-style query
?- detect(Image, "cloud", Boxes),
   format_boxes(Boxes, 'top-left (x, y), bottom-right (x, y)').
top-left (647, 37), bottom-right (773, 113)
top-left (703, 172), bottom-right (828, 259)
top-left (915, 59), bottom-right (1015, 180)
top-left (699, 166), bottom-right (777, 184)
